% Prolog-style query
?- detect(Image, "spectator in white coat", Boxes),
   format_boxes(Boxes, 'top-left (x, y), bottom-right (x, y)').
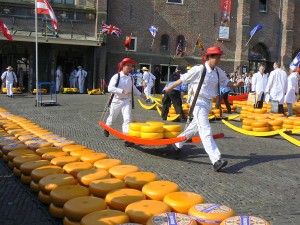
top-left (251, 64), bottom-right (268, 108)
top-left (1, 66), bottom-right (17, 97)
top-left (265, 62), bottom-right (288, 114)
top-left (284, 65), bottom-right (299, 117)
top-left (76, 66), bottom-right (87, 93)
top-left (104, 58), bottom-right (145, 147)
top-left (55, 66), bottom-right (63, 93)
top-left (69, 68), bottom-right (77, 88)
top-left (142, 67), bottom-right (154, 102)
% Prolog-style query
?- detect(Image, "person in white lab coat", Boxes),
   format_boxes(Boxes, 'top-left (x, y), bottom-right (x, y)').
top-left (76, 66), bottom-right (87, 93)
top-left (265, 62), bottom-right (288, 114)
top-left (284, 65), bottom-right (299, 117)
top-left (104, 58), bottom-right (145, 147)
top-left (1, 66), bottom-right (17, 97)
top-left (55, 66), bottom-right (63, 93)
top-left (69, 68), bottom-right (77, 88)
top-left (142, 67), bottom-right (154, 102)
top-left (251, 64), bottom-right (268, 108)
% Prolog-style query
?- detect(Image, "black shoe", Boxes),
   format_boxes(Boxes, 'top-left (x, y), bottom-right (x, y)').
top-left (213, 159), bottom-right (228, 172)
top-left (171, 143), bottom-right (181, 152)
top-left (124, 141), bottom-right (134, 147)
top-left (103, 130), bottom-right (109, 137)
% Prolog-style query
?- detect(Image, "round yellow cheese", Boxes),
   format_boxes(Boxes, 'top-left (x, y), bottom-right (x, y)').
top-left (81, 209), bottom-right (129, 225)
top-left (129, 129), bottom-right (141, 138)
top-left (39, 174), bottom-right (77, 194)
top-left (7, 149), bottom-right (35, 161)
top-left (141, 132), bottom-right (164, 140)
top-left (108, 165), bottom-right (140, 180)
top-left (31, 165), bottom-right (64, 183)
top-left (220, 215), bottom-right (270, 225)
top-left (142, 180), bottom-right (180, 200)
top-left (141, 125), bottom-right (164, 133)
top-left (124, 172), bottom-right (158, 190)
top-left (38, 191), bottom-right (51, 204)
top-left (35, 147), bottom-right (62, 156)
top-left (80, 152), bottom-right (108, 164)
top-left (20, 174), bottom-right (32, 184)
top-left (77, 169), bottom-right (110, 186)
top-left (19, 160), bottom-right (50, 176)
top-left (129, 123), bottom-right (149, 131)
top-left (62, 144), bottom-right (88, 153)
top-left (163, 125), bottom-right (182, 132)
top-left (12, 154), bottom-right (41, 168)
top-left (30, 180), bottom-right (40, 192)
top-left (94, 159), bottom-right (122, 171)
top-left (50, 156), bottom-right (80, 167)
top-left (63, 217), bottom-right (81, 225)
top-left (146, 212), bottom-right (197, 225)
top-left (42, 151), bottom-right (69, 161)
top-left (49, 203), bottom-right (64, 218)
top-left (89, 178), bottom-right (126, 198)
top-left (63, 162), bottom-right (94, 177)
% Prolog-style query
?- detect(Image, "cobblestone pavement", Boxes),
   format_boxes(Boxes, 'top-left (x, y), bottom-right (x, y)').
top-left (0, 93), bottom-right (300, 225)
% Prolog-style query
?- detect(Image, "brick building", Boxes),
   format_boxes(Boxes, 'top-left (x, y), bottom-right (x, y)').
top-left (106, 0), bottom-right (300, 89)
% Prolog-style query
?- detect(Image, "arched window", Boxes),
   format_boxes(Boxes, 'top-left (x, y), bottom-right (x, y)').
top-left (175, 35), bottom-right (185, 51)
top-left (161, 34), bottom-right (169, 50)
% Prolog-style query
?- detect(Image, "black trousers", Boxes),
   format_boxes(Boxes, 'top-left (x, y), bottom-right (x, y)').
top-left (162, 90), bottom-right (185, 120)
top-left (215, 91), bottom-right (231, 113)
top-left (255, 92), bottom-right (264, 109)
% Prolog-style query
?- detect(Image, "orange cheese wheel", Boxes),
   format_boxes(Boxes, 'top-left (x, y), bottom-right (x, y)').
top-left (146, 121), bottom-right (166, 126)
top-left (80, 153), bottom-right (108, 164)
top-left (129, 123), bottom-right (149, 132)
top-left (12, 131), bottom-right (33, 137)
top-left (7, 161), bottom-right (14, 169)
top-left (63, 217), bottom-right (81, 225)
top-left (251, 121), bottom-right (268, 127)
top-left (124, 172), bottom-right (158, 190)
top-left (77, 169), bottom-right (110, 186)
top-left (20, 174), bottom-right (32, 184)
top-left (268, 119), bottom-right (283, 126)
top-left (142, 180), bottom-right (180, 201)
top-left (7, 149), bottom-right (35, 161)
top-left (38, 191), bottom-right (51, 204)
top-left (105, 188), bottom-right (146, 211)
top-left (39, 174), bottom-right (77, 194)
top-left (141, 125), bottom-right (164, 133)
top-left (141, 132), bottom-right (164, 140)
top-left (283, 118), bottom-right (294, 125)
top-left (13, 167), bottom-right (22, 176)
top-left (292, 120), bottom-right (300, 126)
top-left (12, 154), bottom-right (41, 168)
top-left (49, 203), bottom-right (64, 218)
top-left (108, 165), bottom-right (140, 180)
top-left (19, 160), bottom-right (50, 176)
top-left (241, 125), bottom-right (253, 131)
top-left (27, 141), bottom-right (54, 150)
top-left (53, 140), bottom-right (76, 147)
top-left (31, 165), bottom-right (64, 183)
top-left (94, 159), bottom-right (122, 171)
top-left (89, 178), bottom-right (126, 198)
top-left (163, 192), bottom-right (205, 214)
top-left (50, 156), bottom-right (80, 167)
top-left (2, 143), bottom-right (28, 154)
top-left (163, 125), bottom-right (182, 132)
top-left (63, 196), bottom-right (107, 222)
top-left (50, 185), bottom-right (89, 207)
top-left (18, 135), bottom-right (38, 141)
top-left (63, 162), bottom-right (94, 177)
top-left (30, 180), bottom-right (40, 192)
top-left (0, 135), bottom-right (18, 141)
top-left (42, 151), bottom-right (69, 160)
top-left (81, 209), bottom-right (129, 225)
top-left (36, 147), bottom-right (62, 156)
top-left (146, 212), bottom-right (197, 225)
top-left (69, 149), bottom-right (95, 157)
top-left (253, 108), bottom-right (267, 114)
top-left (62, 144), bottom-right (87, 153)
top-left (188, 203), bottom-right (235, 225)
top-left (282, 124), bottom-right (294, 129)
top-left (125, 200), bottom-right (171, 224)
top-left (163, 131), bottom-right (181, 139)
top-left (242, 119), bottom-right (255, 126)
top-left (220, 215), bottom-right (270, 225)
top-left (269, 125), bottom-right (282, 131)
top-left (252, 127), bottom-right (270, 132)
top-left (129, 129), bottom-right (141, 138)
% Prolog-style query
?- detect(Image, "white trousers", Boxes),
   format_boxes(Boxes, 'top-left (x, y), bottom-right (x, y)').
top-left (175, 99), bottom-right (221, 164)
top-left (78, 79), bottom-right (85, 93)
top-left (144, 84), bottom-right (153, 99)
top-left (56, 78), bottom-right (60, 92)
top-left (6, 81), bottom-right (13, 96)
top-left (105, 98), bottom-right (132, 133)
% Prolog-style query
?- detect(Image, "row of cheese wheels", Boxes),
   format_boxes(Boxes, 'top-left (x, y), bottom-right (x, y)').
top-left (129, 121), bottom-right (182, 139)
top-left (168, 103), bottom-right (190, 118)
top-left (0, 108), bottom-right (271, 225)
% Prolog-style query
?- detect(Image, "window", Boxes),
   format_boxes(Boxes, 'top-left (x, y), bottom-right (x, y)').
top-left (160, 34), bottom-right (170, 50)
top-left (66, 0), bottom-right (74, 4)
top-left (160, 64), bottom-right (177, 83)
top-left (176, 35), bottom-right (185, 52)
top-left (166, 0), bottom-right (183, 4)
top-left (125, 37), bottom-right (137, 51)
top-left (53, 0), bottom-right (62, 3)
top-left (259, 0), bottom-right (267, 12)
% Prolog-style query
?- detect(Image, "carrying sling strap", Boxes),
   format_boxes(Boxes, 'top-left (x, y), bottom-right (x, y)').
top-left (131, 76), bottom-right (135, 109)
top-left (107, 73), bottom-right (120, 108)
top-left (216, 68), bottom-right (222, 117)
top-left (188, 65), bottom-right (207, 119)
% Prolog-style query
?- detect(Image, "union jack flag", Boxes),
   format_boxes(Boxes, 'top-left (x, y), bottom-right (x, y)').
top-left (101, 23), bottom-right (122, 37)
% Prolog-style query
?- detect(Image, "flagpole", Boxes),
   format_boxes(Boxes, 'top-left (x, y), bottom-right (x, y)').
top-left (244, 35), bottom-right (254, 47)
top-left (35, 0), bottom-right (39, 106)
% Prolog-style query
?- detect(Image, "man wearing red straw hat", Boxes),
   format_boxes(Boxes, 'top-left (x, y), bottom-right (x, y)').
top-left (165, 46), bottom-right (244, 172)
top-left (104, 58), bottom-right (145, 147)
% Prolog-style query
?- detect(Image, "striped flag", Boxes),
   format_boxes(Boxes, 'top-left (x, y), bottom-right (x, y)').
top-left (124, 33), bottom-right (132, 50)
top-left (36, 0), bottom-right (58, 30)
top-left (176, 40), bottom-right (184, 57)
top-left (0, 20), bottom-right (13, 40)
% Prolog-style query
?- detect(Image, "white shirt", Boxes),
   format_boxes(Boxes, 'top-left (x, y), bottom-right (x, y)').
top-left (108, 71), bottom-right (141, 99)
top-left (133, 72), bottom-right (143, 86)
top-left (285, 72), bottom-right (299, 103)
top-left (252, 72), bottom-right (268, 94)
top-left (76, 69), bottom-right (87, 81)
top-left (265, 68), bottom-right (287, 104)
top-left (180, 62), bottom-right (229, 101)
top-left (1, 71), bottom-right (17, 83)
top-left (143, 71), bottom-right (153, 86)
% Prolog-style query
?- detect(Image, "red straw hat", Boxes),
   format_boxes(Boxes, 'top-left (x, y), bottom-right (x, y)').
top-left (297, 67), bottom-right (300, 74)
top-left (120, 58), bottom-right (137, 66)
top-left (204, 46), bottom-right (224, 56)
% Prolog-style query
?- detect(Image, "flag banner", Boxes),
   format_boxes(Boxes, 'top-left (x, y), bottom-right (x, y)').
top-left (46, 23), bottom-right (59, 38)
top-left (250, 24), bottom-right (263, 38)
top-left (218, 0), bottom-right (231, 40)
top-left (195, 34), bottom-right (204, 51)
top-left (37, 0), bottom-right (58, 30)
top-left (0, 20), bottom-right (13, 40)
top-left (148, 25), bottom-right (158, 37)
top-left (124, 33), bottom-right (132, 50)
top-left (176, 40), bottom-right (184, 57)
top-left (101, 22), bottom-right (122, 37)
top-left (290, 52), bottom-right (300, 68)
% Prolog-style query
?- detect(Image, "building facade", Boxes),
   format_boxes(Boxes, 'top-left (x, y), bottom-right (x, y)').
top-left (0, 0), bottom-right (108, 92)
top-left (106, 0), bottom-right (299, 89)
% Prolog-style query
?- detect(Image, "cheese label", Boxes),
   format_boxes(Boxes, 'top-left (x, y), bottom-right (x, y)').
top-left (150, 213), bottom-right (194, 225)
top-left (194, 203), bottom-right (231, 214)
top-left (221, 216), bottom-right (270, 225)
